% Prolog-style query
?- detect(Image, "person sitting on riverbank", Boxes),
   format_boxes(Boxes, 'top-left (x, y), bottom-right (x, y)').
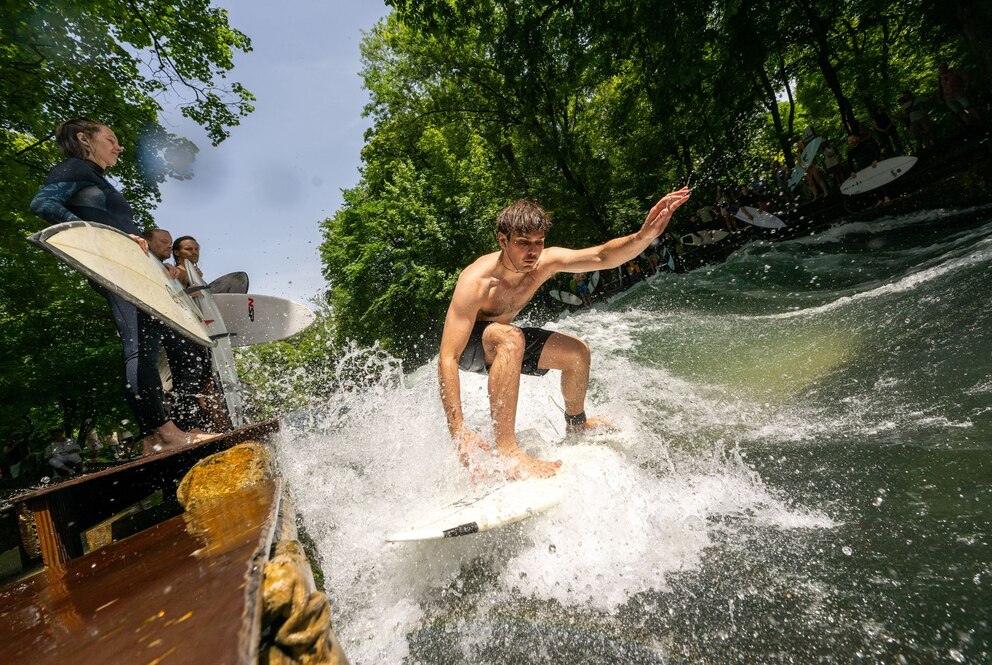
top-left (2, 434), bottom-right (31, 480)
top-left (45, 428), bottom-right (82, 476)
top-left (937, 63), bottom-right (982, 128)
top-left (899, 91), bottom-right (935, 153)
top-left (84, 429), bottom-right (103, 461)
top-left (640, 239), bottom-right (661, 276)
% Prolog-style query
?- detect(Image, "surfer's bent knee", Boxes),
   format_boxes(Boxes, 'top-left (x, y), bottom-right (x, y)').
top-left (486, 324), bottom-right (525, 357)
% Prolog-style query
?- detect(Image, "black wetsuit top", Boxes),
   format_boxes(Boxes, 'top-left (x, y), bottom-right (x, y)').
top-left (847, 140), bottom-right (882, 172)
top-left (30, 158), bottom-right (139, 235)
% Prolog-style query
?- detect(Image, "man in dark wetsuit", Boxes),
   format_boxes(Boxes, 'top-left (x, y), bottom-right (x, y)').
top-left (846, 133), bottom-right (882, 175)
top-left (439, 189), bottom-right (691, 479)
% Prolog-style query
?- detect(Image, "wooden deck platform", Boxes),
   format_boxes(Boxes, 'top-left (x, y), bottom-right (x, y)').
top-left (0, 478), bottom-right (281, 664)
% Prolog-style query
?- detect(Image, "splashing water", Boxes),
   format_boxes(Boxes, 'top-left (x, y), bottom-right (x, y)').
top-left (275, 205), bottom-right (992, 663)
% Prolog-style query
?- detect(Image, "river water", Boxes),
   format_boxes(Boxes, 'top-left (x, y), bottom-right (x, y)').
top-left (276, 205), bottom-right (992, 663)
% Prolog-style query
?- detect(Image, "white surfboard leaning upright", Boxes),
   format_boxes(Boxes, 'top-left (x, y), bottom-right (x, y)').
top-left (734, 206), bottom-right (786, 229)
top-left (588, 270), bottom-right (600, 293)
top-left (184, 260), bottom-right (244, 427)
top-left (28, 221), bottom-right (214, 347)
top-left (788, 136), bottom-right (824, 189)
top-left (210, 293), bottom-right (316, 347)
top-left (662, 245), bottom-right (676, 271)
top-left (840, 156), bottom-right (918, 195)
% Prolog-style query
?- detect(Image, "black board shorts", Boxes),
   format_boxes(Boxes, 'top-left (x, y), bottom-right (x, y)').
top-left (458, 321), bottom-right (553, 376)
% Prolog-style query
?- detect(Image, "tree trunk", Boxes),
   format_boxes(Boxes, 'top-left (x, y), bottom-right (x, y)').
top-left (757, 66), bottom-right (796, 168)
top-left (794, 0), bottom-right (859, 133)
top-left (956, 0), bottom-right (992, 89)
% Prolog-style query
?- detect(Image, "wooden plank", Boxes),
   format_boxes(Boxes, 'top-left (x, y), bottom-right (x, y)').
top-left (0, 479), bottom-right (281, 665)
top-left (28, 493), bottom-right (82, 570)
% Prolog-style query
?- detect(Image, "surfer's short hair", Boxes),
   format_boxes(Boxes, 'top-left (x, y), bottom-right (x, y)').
top-left (497, 199), bottom-right (552, 238)
top-left (55, 118), bottom-right (107, 160)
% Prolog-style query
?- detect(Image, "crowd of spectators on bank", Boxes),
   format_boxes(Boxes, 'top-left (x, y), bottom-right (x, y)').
top-left (1, 423), bottom-right (141, 486)
top-left (689, 61), bottom-right (985, 230)
top-left (535, 61), bottom-right (986, 312)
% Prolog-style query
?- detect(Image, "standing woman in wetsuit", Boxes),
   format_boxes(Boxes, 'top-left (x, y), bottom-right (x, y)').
top-left (29, 118), bottom-right (211, 453)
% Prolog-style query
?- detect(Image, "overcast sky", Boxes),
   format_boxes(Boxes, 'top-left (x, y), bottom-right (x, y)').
top-left (153, 1), bottom-right (389, 305)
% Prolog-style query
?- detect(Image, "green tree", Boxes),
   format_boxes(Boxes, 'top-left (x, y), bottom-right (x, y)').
top-left (323, 0), bottom-right (979, 362)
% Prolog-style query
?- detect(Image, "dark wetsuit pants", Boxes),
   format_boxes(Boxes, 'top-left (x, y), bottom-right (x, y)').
top-left (162, 334), bottom-right (213, 431)
top-left (96, 284), bottom-right (169, 435)
top-left (458, 321), bottom-right (555, 376)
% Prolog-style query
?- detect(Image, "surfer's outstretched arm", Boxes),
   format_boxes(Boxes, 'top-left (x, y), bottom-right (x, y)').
top-left (541, 186), bottom-right (691, 274)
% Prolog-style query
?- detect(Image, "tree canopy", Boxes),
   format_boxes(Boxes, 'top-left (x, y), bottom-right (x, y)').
top-left (0, 0), bottom-right (253, 438)
top-left (321, 0), bottom-right (989, 363)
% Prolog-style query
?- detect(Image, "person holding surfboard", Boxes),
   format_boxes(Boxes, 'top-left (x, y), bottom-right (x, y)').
top-left (439, 189), bottom-right (691, 479)
top-left (846, 133), bottom-right (882, 176)
top-left (143, 228), bottom-right (224, 431)
top-left (29, 118), bottom-right (216, 453)
top-left (172, 236), bottom-right (203, 287)
top-left (794, 139), bottom-right (829, 201)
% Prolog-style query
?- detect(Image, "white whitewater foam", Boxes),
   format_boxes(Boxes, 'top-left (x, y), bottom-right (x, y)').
top-left (276, 319), bottom-right (838, 663)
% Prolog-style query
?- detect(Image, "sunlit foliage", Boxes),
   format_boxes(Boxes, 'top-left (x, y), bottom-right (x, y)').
top-left (322, 0), bottom-right (986, 361)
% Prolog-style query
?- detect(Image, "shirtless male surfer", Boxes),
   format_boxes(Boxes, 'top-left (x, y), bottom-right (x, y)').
top-left (438, 187), bottom-right (691, 479)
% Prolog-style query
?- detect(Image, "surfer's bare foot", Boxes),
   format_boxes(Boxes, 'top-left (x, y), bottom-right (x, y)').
top-left (566, 414), bottom-right (613, 435)
top-left (504, 449), bottom-right (561, 480)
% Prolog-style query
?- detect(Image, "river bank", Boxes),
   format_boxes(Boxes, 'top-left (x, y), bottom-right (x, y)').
top-left (676, 130), bottom-right (992, 272)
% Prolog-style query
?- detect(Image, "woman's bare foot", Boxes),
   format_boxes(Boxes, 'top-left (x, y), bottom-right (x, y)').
top-left (141, 432), bottom-right (166, 456)
top-left (143, 422), bottom-right (218, 455)
top-left (504, 449), bottom-right (561, 480)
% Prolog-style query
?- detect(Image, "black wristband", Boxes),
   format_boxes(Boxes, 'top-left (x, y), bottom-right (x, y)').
top-left (565, 411), bottom-right (587, 427)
